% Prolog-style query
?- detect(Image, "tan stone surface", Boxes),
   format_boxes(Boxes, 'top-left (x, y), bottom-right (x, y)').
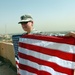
top-left (0, 42), bottom-right (16, 66)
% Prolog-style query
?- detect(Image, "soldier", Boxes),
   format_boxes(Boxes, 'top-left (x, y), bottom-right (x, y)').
top-left (18, 14), bottom-right (75, 37)
top-left (18, 14), bottom-right (40, 35)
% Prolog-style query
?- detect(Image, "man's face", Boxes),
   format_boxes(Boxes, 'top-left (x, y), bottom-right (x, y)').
top-left (21, 21), bottom-right (33, 33)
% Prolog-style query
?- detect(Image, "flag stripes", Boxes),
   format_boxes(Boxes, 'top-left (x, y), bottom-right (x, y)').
top-left (19, 43), bottom-right (75, 63)
top-left (19, 47), bottom-right (75, 69)
top-left (19, 37), bottom-right (75, 54)
top-left (19, 69), bottom-right (37, 75)
top-left (21, 35), bottom-right (75, 45)
top-left (19, 51), bottom-right (74, 75)
top-left (18, 34), bottom-right (75, 75)
top-left (19, 63), bottom-right (52, 75)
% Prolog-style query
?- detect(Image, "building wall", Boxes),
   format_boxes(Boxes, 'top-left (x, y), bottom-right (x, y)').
top-left (0, 42), bottom-right (16, 66)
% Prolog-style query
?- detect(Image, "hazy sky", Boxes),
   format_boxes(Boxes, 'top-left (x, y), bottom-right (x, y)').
top-left (0, 0), bottom-right (75, 34)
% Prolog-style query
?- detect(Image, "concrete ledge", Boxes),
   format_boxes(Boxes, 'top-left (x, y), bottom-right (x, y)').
top-left (0, 42), bottom-right (16, 66)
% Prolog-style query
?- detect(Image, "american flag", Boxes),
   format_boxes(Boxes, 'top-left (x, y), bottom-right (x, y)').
top-left (12, 34), bottom-right (75, 75)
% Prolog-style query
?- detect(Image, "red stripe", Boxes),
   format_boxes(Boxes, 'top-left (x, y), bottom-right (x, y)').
top-left (21, 34), bottom-right (75, 45)
top-left (19, 63), bottom-right (51, 75)
top-left (16, 61), bottom-right (19, 66)
top-left (19, 52), bottom-right (74, 75)
top-left (19, 42), bottom-right (75, 62)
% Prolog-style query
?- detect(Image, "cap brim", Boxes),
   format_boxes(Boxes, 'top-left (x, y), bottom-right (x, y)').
top-left (18, 20), bottom-right (28, 24)
top-left (18, 19), bottom-right (33, 24)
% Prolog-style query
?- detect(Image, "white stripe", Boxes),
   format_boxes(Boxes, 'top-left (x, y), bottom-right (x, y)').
top-left (15, 58), bottom-right (19, 63)
top-left (19, 57), bottom-right (67, 75)
top-left (20, 69), bottom-right (36, 75)
top-left (19, 38), bottom-right (75, 54)
top-left (19, 47), bottom-right (75, 69)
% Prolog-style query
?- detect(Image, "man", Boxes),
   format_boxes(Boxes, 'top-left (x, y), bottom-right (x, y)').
top-left (15, 14), bottom-right (75, 75)
top-left (18, 14), bottom-right (33, 34)
top-left (18, 14), bottom-right (75, 37)
top-left (65, 31), bottom-right (75, 37)
top-left (18, 14), bottom-right (40, 35)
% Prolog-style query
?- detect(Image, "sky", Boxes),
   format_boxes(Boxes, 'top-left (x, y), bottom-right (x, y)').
top-left (0, 0), bottom-right (75, 34)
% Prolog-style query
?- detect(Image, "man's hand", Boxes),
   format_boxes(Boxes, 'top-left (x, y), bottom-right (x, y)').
top-left (65, 31), bottom-right (75, 38)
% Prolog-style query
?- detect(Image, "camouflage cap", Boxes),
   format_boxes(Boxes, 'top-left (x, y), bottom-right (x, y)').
top-left (18, 14), bottom-right (33, 24)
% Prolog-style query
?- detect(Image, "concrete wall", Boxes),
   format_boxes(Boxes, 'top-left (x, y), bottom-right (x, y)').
top-left (0, 42), bottom-right (16, 66)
